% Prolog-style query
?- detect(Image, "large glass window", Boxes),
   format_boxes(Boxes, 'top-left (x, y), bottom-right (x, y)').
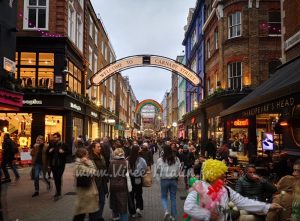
top-left (228, 12), bottom-right (241, 39)
top-left (228, 62), bottom-right (242, 90)
top-left (0, 113), bottom-right (32, 149)
top-left (68, 3), bottom-right (75, 43)
top-left (18, 52), bottom-right (54, 89)
top-left (191, 29), bottom-right (197, 48)
top-left (23, 0), bottom-right (49, 30)
top-left (67, 60), bottom-right (82, 94)
top-left (45, 115), bottom-right (63, 142)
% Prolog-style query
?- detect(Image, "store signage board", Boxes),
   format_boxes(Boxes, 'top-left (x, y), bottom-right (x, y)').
top-left (55, 76), bottom-right (63, 83)
top-left (23, 99), bottom-right (43, 105)
top-left (3, 57), bottom-right (16, 73)
top-left (233, 119), bottom-right (249, 127)
top-left (90, 55), bottom-right (202, 87)
top-left (70, 102), bottom-right (82, 111)
top-left (91, 111), bottom-right (98, 118)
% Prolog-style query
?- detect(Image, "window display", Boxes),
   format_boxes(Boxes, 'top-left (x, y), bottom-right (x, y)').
top-left (45, 115), bottom-right (63, 142)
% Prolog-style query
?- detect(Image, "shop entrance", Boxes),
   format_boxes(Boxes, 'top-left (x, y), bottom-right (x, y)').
top-left (45, 115), bottom-right (63, 142)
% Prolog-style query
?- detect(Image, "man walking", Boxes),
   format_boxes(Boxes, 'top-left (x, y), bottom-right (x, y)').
top-left (1, 133), bottom-right (20, 182)
top-left (48, 132), bottom-right (68, 201)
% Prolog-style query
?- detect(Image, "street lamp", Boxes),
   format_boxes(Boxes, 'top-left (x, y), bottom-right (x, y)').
top-left (172, 122), bottom-right (177, 127)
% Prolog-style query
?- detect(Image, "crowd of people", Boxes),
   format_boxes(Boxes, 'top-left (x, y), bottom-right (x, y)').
top-left (1, 134), bottom-right (300, 221)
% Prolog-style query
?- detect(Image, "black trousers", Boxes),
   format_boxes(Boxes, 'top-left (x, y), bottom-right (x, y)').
top-left (73, 212), bottom-right (98, 221)
top-left (128, 176), bottom-right (143, 215)
top-left (52, 166), bottom-right (65, 195)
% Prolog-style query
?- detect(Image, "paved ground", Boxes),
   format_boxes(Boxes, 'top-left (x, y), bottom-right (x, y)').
top-left (1, 154), bottom-right (188, 221)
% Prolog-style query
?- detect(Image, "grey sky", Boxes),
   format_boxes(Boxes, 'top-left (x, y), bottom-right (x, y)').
top-left (91, 0), bottom-right (196, 102)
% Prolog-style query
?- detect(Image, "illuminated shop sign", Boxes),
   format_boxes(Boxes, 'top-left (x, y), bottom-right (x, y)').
top-left (70, 102), bottom-right (82, 111)
top-left (233, 119), bottom-right (249, 127)
top-left (91, 111), bottom-right (98, 118)
top-left (23, 99), bottom-right (42, 105)
top-left (242, 96), bottom-right (295, 117)
top-left (0, 89), bottom-right (23, 107)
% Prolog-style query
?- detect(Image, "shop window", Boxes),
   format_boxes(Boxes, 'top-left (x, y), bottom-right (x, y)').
top-left (67, 60), bottom-right (82, 94)
top-left (38, 68), bottom-right (54, 89)
top-left (0, 113), bottom-right (32, 149)
top-left (228, 12), bottom-right (241, 39)
top-left (23, 0), bottom-right (49, 30)
top-left (45, 115), bottom-right (63, 142)
top-left (21, 52), bottom-right (36, 65)
top-left (292, 105), bottom-right (300, 146)
top-left (73, 117), bottom-right (83, 139)
top-left (20, 67), bottom-right (36, 88)
top-left (38, 53), bottom-right (54, 66)
top-left (228, 62), bottom-right (242, 90)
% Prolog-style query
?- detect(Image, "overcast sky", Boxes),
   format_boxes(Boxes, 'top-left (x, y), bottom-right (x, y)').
top-left (91, 0), bottom-right (196, 102)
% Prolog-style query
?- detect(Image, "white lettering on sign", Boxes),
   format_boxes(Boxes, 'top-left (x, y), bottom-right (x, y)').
top-left (23, 99), bottom-right (43, 105)
top-left (91, 111), bottom-right (98, 118)
top-left (70, 102), bottom-right (82, 111)
top-left (90, 55), bottom-right (201, 87)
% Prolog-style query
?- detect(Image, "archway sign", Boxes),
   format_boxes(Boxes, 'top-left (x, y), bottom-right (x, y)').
top-left (136, 99), bottom-right (163, 113)
top-left (89, 55), bottom-right (202, 87)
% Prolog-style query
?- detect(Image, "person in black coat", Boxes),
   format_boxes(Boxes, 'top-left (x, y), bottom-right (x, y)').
top-left (1, 133), bottom-right (20, 181)
top-left (48, 132), bottom-right (68, 201)
top-left (179, 145), bottom-right (195, 189)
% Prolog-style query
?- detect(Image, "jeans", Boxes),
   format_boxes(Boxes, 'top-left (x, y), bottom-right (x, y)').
top-left (160, 179), bottom-right (177, 217)
top-left (1, 160), bottom-right (20, 179)
top-left (113, 212), bottom-right (128, 221)
top-left (34, 163), bottom-right (49, 192)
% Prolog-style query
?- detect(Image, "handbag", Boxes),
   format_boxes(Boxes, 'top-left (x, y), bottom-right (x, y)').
top-left (225, 186), bottom-right (240, 221)
top-left (126, 161), bottom-right (132, 192)
top-left (143, 166), bottom-right (153, 187)
top-left (76, 175), bottom-right (92, 188)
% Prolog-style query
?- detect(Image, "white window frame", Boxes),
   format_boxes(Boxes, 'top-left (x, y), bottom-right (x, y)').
top-left (76, 13), bottom-right (83, 52)
top-left (214, 30), bottom-right (218, 49)
top-left (191, 58), bottom-right (197, 72)
top-left (23, 0), bottom-right (49, 30)
top-left (191, 28), bottom-right (197, 48)
top-left (95, 28), bottom-right (98, 46)
top-left (93, 54), bottom-right (98, 73)
top-left (88, 47), bottom-right (93, 71)
top-left (207, 40), bottom-right (211, 59)
top-left (228, 12), bottom-right (241, 39)
top-left (89, 15), bottom-right (93, 37)
top-left (228, 62), bottom-right (243, 90)
top-left (68, 3), bottom-right (75, 42)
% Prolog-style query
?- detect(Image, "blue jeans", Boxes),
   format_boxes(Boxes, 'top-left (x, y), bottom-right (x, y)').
top-left (113, 212), bottom-right (128, 221)
top-left (34, 163), bottom-right (49, 192)
top-left (160, 179), bottom-right (177, 217)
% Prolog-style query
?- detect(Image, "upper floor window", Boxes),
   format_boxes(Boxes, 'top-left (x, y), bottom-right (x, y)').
top-left (268, 11), bottom-right (281, 35)
top-left (68, 3), bottom-right (75, 41)
top-left (207, 40), bottom-right (211, 59)
top-left (228, 62), bottom-right (242, 90)
top-left (95, 28), bottom-right (98, 46)
top-left (89, 15), bottom-right (93, 37)
top-left (191, 29), bottom-right (197, 48)
top-left (76, 14), bottom-right (83, 51)
top-left (191, 58), bottom-right (197, 72)
top-left (214, 29), bottom-right (218, 49)
top-left (23, 0), bottom-right (49, 30)
top-left (228, 12), bottom-right (241, 39)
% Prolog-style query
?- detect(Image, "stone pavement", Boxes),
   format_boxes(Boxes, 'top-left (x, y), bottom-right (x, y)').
top-left (2, 156), bottom-right (188, 221)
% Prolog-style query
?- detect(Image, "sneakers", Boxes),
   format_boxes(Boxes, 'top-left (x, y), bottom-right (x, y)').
top-left (164, 212), bottom-right (170, 221)
top-left (136, 208), bottom-right (142, 217)
top-left (170, 216), bottom-right (176, 221)
top-left (32, 192), bottom-right (39, 197)
top-left (130, 214), bottom-right (137, 218)
top-left (112, 217), bottom-right (119, 221)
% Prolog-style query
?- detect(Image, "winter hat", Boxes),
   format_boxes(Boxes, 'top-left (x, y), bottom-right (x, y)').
top-left (183, 144), bottom-right (188, 149)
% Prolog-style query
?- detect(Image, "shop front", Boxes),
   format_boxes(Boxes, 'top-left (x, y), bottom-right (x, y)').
top-left (86, 106), bottom-right (100, 140)
top-left (221, 56), bottom-right (300, 156)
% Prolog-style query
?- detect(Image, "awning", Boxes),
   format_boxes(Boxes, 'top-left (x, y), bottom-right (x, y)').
top-left (221, 56), bottom-right (300, 117)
